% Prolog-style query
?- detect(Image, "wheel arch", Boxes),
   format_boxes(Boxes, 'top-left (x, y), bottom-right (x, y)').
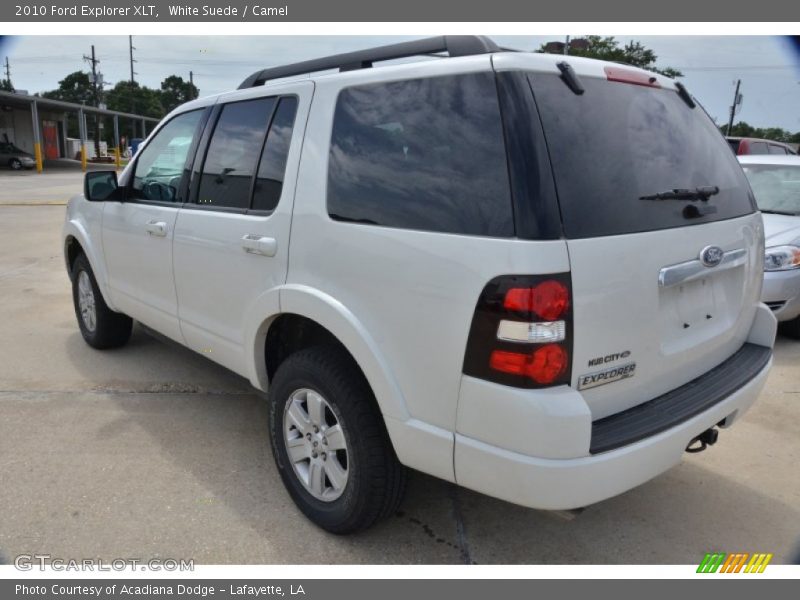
top-left (246, 284), bottom-right (410, 423)
top-left (62, 219), bottom-right (116, 311)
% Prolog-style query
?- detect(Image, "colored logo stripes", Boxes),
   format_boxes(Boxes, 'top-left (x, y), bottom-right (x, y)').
top-left (697, 552), bottom-right (773, 573)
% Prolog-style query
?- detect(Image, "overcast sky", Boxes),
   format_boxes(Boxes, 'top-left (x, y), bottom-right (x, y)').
top-left (2, 35), bottom-right (799, 131)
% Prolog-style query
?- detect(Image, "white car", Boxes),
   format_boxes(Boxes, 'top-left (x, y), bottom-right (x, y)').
top-left (739, 155), bottom-right (800, 337)
top-left (63, 36), bottom-right (776, 533)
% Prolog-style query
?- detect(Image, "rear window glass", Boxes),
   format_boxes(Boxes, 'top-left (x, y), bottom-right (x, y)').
top-left (530, 73), bottom-right (755, 238)
top-left (327, 73), bottom-right (514, 237)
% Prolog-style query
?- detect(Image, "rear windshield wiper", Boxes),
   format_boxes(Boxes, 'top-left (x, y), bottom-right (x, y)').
top-left (639, 186), bottom-right (720, 202)
top-left (760, 209), bottom-right (799, 216)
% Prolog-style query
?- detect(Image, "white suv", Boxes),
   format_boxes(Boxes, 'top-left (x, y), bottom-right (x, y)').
top-left (63, 36), bottom-right (777, 533)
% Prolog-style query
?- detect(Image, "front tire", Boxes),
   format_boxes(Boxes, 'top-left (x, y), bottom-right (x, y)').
top-left (71, 253), bottom-right (133, 349)
top-left (8, 158), bottom-right (22, 170)
top-left (268, 346), bottom-right (406, 534)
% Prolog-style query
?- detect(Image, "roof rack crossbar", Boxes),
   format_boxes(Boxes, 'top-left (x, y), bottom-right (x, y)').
top-left (237, 36), bottom-right (500, 89)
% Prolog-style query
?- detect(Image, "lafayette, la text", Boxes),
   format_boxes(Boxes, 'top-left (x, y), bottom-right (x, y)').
top-left (17, 584), bottom-right (306, 597)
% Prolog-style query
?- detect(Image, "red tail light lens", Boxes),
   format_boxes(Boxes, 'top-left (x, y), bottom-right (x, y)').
top-left (504, 280), bottom-right (569, 320)
top-left (489, 345), bottom-right (569, 384)
top-left (463, 273), bottom-right (573, 389)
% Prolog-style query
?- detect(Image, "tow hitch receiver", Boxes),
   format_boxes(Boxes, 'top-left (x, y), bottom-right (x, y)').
top-left (686, 428), bottom-right (719, 453)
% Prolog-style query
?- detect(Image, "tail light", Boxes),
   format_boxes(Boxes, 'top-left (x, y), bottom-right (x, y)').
top-left (463, 274), bottom-right (573, 388)
top-left (604, 66), bottom-right (661, 88)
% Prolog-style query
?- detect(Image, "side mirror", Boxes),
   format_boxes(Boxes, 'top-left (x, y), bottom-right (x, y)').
top-left (84, 170), bottom-right (119, 202)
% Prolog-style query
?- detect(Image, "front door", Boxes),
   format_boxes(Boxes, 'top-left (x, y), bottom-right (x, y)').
top-left (172, 82), bottom-right (312, 376)
top-left (102, 108), bottom-right (207, 342)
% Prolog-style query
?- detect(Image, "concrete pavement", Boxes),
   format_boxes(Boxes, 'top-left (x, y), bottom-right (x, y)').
top-left (0, 179), bottom-right (798, 564)
top-left (0, 166), bottom-right (116, 205)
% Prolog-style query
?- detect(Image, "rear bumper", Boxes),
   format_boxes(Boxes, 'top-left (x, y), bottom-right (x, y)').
top-left (455, 355), bottom-right (771, 510)
top-left (453, 304), bottom-right (776, 510)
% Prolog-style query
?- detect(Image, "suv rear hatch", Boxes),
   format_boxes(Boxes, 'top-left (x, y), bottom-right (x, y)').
top-left (508, 58), bottom-right (763, 419)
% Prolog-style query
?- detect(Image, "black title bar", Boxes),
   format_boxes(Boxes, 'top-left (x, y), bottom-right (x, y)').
top-left (4, 0), bottom-right (800, 21)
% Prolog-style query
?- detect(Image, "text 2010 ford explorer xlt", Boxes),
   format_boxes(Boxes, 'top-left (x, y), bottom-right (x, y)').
top-left (63, 36), bottom-right (777, 533)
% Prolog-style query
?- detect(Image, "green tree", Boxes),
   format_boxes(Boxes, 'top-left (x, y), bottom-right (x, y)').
top-left (105, 80), bottom-right (164, 119)
top-left (539, 36), bottom-right (683, 78)
top-left (42, 71), bottom-right (94, 105)
top-left (0, 78), bottom-right (13, 92)
top-left (160, 75), bottom-right (198, 113)
top-left (722, 121), bottom-right (797, 144)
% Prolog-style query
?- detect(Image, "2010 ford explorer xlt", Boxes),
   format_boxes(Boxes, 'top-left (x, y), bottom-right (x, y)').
top-left (63, 36), bottom-right (776, 533)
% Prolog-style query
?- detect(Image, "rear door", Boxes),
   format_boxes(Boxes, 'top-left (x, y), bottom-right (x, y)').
top-left (172, 83), bottom-right (310, 376)
top-left (526, 67), bottom-right (763, 419)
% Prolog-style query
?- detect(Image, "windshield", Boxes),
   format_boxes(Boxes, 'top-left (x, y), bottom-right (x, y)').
top-left (529, 73), bottom-right (756, 238)
top-left (741, 163), bottom-right (800, 215)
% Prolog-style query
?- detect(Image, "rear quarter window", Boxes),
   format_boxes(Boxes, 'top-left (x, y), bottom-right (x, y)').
top-left (327, 73), bottom-right (514, 237)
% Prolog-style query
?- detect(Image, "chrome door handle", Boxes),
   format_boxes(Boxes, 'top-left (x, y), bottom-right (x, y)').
top-left (145, 221), bottom-right (168, 237)
top-left (241, 234), bottom-right (277, 257)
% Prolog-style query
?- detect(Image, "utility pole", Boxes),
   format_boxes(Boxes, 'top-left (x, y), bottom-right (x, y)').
top-left (129, 35), bottom-right (137, 119)
top-left (189, 70), bottom-right (195, 100)
top-left (129, 35), bottom-right (137, 84)
top-left (564, 35), bottom-right (570, 55)
top-left (726, 79), bottom-right (742, 137)
top-left (83, 45), bottom-right (101, 158)
top-left (3, 57), bottom-right (12, 89)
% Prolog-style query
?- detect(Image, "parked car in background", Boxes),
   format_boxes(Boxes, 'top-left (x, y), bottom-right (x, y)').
top-left (728, 137), bottom-right (797, 156)
top-left (0, 142), bottom-right (36, 170)
top-left (739, 155), bottom-right (800, 337)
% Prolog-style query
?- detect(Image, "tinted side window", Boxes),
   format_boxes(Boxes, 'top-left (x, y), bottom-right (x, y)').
top-left (132, 109), bottom-right (202, 202)
top-left (768, 144), bottom-right (787, 155)
top-left (327, 73), bottom-right (513, 237)
top-left (727, 139), bottom-right (741, 154)
top-left (198, 97), bottom-right (276, 209)
top-left (749, 141), bottom-right (769, 155)
top-left (252, 97), bottom-right (298, 212)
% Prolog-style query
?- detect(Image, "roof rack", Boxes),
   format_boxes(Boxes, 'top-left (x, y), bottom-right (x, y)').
top-left (237, 36), bottom-right (500, 89)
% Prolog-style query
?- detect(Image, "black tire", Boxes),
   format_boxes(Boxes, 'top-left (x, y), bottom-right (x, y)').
top-left (9, 158), bottom-right (22, 170)
top-left (268, 346), bottom-right (407, 534)
top-left (779, 316), bottom-right (800, 339)
top-left (71, 253), bottom-right (133, 349)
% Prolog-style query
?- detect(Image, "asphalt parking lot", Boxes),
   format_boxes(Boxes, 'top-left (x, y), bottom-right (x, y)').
top-left (0, 171), bottom-right (798, 565)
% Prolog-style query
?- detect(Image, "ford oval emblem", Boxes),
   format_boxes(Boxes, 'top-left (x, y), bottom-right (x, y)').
top-left (700, 245), bottom-right (724, 267)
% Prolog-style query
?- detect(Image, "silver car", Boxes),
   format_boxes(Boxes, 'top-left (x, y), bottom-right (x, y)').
top-left (0, 142), bottom-right (36, 170)
top-left (739, 154), bottom-right (800, 337)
